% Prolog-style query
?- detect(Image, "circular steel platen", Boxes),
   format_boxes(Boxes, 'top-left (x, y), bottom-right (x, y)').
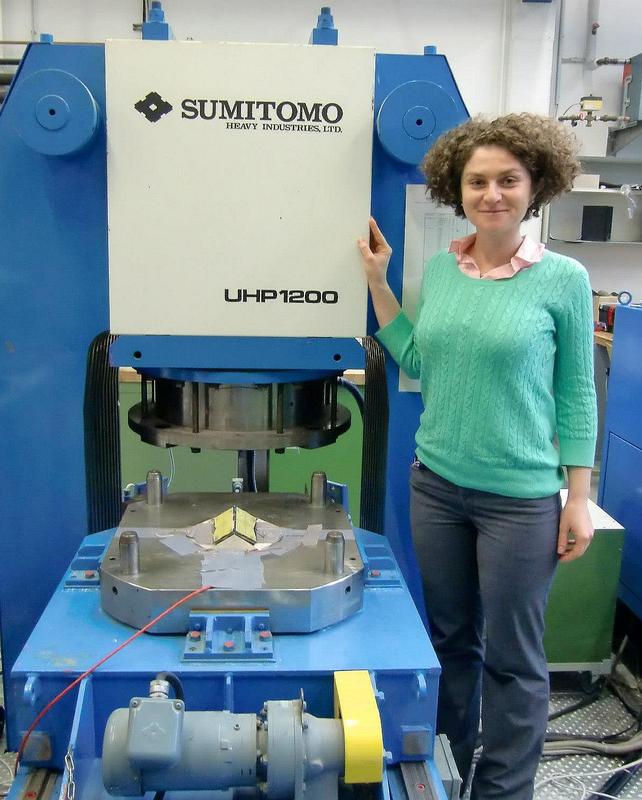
top-left (100, 492), bottom-right (364, 634)
top-left (129, 376), bottom-right (351, 450)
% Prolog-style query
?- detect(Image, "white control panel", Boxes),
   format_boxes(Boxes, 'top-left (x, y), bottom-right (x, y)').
top-left (106, 40), bottom-right (374, 338)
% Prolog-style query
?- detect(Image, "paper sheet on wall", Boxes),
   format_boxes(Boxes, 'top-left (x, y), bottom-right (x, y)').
top-left (399, 185), bottom-right (474, 392)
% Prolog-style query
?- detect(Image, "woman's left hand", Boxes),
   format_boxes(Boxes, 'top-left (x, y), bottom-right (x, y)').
top-left (557, 498), bottom-right (594, 562)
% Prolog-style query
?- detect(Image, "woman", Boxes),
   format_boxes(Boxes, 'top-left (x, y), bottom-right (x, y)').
top-left (358, 114), bottom-right (597, 800)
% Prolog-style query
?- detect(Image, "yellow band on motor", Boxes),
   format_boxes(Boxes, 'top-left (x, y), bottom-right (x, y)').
top-left (333, 670), bottom-right (384, 783)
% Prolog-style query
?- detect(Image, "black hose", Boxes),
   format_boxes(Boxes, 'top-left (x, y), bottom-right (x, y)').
top-left (545, 718), bottom-right (639, 743)
top-left (548, 688), bottom-right (603, 722)
top-left (337, 377), bottom-right (364, 418)
top-left (84, 332), bottom-right (122, 533)
top-left (360, 338), bottom-right (388, 534)
top-left (155, 672), bottom-right (185, 701)
top-left (608, 677), bottom-right (642, 721)
top-left (585, 749), bottom-right (642, 799)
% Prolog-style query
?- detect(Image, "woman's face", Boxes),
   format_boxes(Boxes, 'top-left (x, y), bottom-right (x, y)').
top-left (460, 145), bottom-right (534, 237)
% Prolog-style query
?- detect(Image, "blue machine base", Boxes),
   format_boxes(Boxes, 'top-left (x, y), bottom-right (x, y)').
top-left (9, 529), bottom-right (445, 799)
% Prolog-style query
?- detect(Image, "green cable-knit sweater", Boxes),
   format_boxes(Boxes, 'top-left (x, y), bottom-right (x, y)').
top-left (376, 249), bottom-right (597, 498)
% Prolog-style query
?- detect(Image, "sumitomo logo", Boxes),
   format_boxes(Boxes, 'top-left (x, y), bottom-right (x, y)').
top-left (181, 99), bottom-right (344, 133)
top-left (180, 99), bottom-right (343, 124)
top-left (134, 92), bottom-right (344, 134)
top-left (134, 91), bottom-right (173, 123)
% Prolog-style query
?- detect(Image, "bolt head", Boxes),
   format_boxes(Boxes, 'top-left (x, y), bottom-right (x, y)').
top-left (370, 569), bottom-right (381, 577)
top-left (84, 570), bottom-right (95, 578)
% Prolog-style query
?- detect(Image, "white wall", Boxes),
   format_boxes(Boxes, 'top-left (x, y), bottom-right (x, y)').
top-left (0, 0), bottom-right (557, 116)
top-left (4, 0), bottom-right (640, 293)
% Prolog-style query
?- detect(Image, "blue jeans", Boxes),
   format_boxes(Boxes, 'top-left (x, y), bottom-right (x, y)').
top-left (410, 463), bottom-right (560, 800)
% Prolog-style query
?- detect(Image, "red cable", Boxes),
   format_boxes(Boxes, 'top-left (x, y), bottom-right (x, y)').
top-left (15, 584), bottom-right (214, 775)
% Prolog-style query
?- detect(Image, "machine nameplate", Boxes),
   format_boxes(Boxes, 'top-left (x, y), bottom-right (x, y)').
top-left (105, 41), bottom-right (374, 337)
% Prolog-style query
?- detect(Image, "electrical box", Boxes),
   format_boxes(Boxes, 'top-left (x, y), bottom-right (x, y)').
top-left (545, 493), bottom-right (624, 672)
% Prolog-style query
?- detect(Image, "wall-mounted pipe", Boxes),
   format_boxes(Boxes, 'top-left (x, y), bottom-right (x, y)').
top-left (584, 0), bottom-right (600, 72)
top-left (595, 57), bottom-right (631, 67)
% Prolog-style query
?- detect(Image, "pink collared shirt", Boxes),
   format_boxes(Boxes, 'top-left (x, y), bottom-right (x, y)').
top-left (449, 234), bottom-right (545, 280)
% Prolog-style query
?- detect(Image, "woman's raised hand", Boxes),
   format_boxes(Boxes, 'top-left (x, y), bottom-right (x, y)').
top-left (357, 217), bottom-right (401, 329)
top-left (357, 217), bottom-right (392, 288)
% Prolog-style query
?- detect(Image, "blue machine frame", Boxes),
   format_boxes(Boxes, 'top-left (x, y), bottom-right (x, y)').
top-left (0, 10), bottom-right (468, 798)
top-left (598, 304), bottom-right (642, 619)
top-left (9, 530), bottom-right (442, 799)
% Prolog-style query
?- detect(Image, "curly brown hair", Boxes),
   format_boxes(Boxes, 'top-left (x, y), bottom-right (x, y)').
top-left (421, 113), bottom-right (580, 220)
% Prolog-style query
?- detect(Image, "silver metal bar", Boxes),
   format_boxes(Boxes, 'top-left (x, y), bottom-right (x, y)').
top-left (330, 380), bottom-right (337, 428)
top-left (400, 761), bottom-right (439, 800)
top-left (254, 450), bottom-right (270, 492)
top-left (118, 530), bottom-right (140, 576)
top-left (146, 470), bottom-right (163, 506)
top-left (324, 531), bottom-right (345, 576)
top-left (310, 471), bottom-right (327, 507)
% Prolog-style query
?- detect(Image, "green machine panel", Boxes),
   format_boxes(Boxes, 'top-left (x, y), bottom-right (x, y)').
top-left (544, 492), bottom-right (624, 671)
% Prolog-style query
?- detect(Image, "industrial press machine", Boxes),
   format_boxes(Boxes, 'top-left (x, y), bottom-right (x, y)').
top-left (0, 6), bottom-right (468, 799)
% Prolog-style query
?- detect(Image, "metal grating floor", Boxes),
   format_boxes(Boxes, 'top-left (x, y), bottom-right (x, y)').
top-left (534, 689), bottom-right (642, 799)
top-left (462, 685), bottom-right (642, 799)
